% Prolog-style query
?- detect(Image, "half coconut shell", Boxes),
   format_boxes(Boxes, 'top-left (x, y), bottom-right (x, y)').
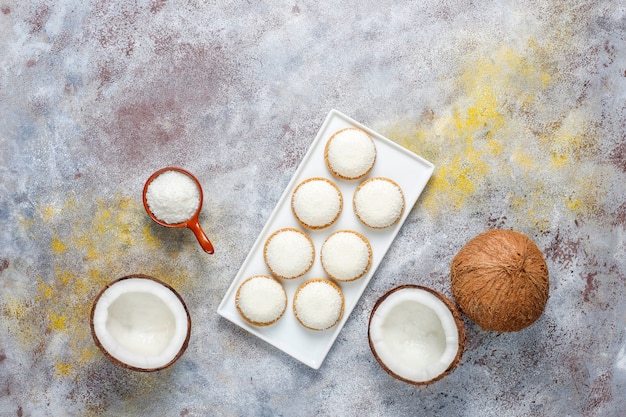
top-left (90, 274), bottom-right (191, 372)
top-left (368, 285), bottom-right (465, 385)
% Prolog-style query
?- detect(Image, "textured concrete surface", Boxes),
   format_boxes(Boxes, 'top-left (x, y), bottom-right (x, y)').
top-left (1, 1), bottom-right (625, 416)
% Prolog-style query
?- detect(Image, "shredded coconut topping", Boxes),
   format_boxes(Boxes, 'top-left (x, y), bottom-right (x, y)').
top-left (146, 170), bottom-right (200, 224)
top-left (321, 231), bottom-right (372, 281)
top-left (264, 229), bottom-right (314, 279)
top-left (236, 276), bottom-right (287, 325)
top-left (292, 178), bottom-right (342, 229)
top-left (294, 280), bottom-right (344, 330)
top-left (326, 128), bottom-right (376, 179)
top-left (354, 178), bottom-right (404, 228)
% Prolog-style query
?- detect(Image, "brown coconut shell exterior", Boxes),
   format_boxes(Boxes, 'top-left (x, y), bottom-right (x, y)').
top-left (368, 285), bottom-right (466, 386)
top-left (450, 229), bottom-right (549, 332)
top-left (90, 274), bottom-right (192, 372)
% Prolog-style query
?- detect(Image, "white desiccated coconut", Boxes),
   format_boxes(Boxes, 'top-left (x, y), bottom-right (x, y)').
top-left (354, 177), bottom-right (404, 229)
top-left (264, 229), bottom-right (314, 279)
top-left (294, 280), bottom-right (344, 330)
top-left (321, 231), bottom-right (372, 282)
top-left (292, 178), bottom-right (342, 229)
top-left (325, 128), bottom-right (376, 179)
top-left (146, 170), bottom-right (200, 224)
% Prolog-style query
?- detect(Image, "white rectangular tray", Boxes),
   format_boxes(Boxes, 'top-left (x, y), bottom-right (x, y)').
top-left (217, 109), bottom-right (434, 369)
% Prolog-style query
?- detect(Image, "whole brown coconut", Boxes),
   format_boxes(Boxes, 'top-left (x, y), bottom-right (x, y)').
top-left (450, 229), bottom-right (549, 332)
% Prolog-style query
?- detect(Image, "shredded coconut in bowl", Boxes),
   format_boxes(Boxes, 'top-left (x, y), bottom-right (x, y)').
top-left (146, 170), bottom-right (200, 224)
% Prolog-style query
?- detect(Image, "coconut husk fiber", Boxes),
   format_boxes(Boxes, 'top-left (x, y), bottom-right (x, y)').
top-left (450, 229), bottom-right (549, 332)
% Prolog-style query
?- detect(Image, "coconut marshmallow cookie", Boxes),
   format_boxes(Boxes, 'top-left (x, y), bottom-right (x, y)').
top-left (235, 275), bottom-right (287, 326)
top-left (368, 285), bottom-right (465, 385)
top-left (353, 177), bottom-right (405, 229)
top-left (264, 228), bottom-right (315, 279)
top-left (145, 170), bottom-right (200, 224)
top-left (324, 128), bottom-right (376, 180)
top-left (321, 230), bottom-right (372, 282)
top-left (291, 177), bottom-right (343, 229)
top-left (293, 279), bottom-right (345, 331)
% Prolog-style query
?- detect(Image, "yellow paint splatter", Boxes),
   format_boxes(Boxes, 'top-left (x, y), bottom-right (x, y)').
top-left (9, 194), bottom-right (195, 380)
top-left (567, 198), bottom-right (582, 211)
top-left (37, 278), bottom-right (54, 301)
top-left (18, 214), bottom-right (34, 231)
top-left (390, 39), bottom-right (601, 229)
top-left (55, 361), bottom-right (73, 378)
top-left (51, 236), bottom-right (68, 253)
top-left (511, 148), bottom-right (534, 171)
top-left (78, 346), bottom-right (97, 363)
top-left (42, 205), bottom-right (56, 222)
top-left (3, 296), bottom-right (27, 320)
top-left (143, 224), bottom-right (161, 248)
top-left (2, 296), bottom-right (40, 352)
top-left (49, 312), bottom-right (67, 331)
top-left (545, 108), bottom-right (598, 169)
top-left (394, 45), bottom-right (543, 212)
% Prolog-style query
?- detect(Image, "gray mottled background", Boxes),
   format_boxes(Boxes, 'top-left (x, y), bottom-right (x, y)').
top-left (1, 0), bottom-right (625, 416)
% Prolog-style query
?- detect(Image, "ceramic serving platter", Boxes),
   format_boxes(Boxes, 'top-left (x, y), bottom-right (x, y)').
top-left (217, 109), bottom-right (434, 369)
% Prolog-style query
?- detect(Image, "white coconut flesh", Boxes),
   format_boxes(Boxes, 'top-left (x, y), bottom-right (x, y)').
top-left (92, 278), bottom-right (189, 370)
top-left (369, 288), bottom-right (459, 383)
